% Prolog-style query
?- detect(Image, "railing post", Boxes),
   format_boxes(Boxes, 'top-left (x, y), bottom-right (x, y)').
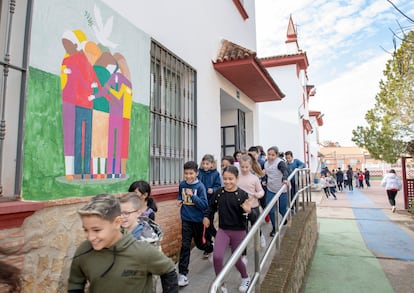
top-left (254, 230), bottom-right (261, 293)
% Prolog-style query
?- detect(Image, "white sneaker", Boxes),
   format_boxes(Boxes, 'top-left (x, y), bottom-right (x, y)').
top-left (260, 234), bottom-right (266, 248)
top-left (178, 274), bottom-right (188, 287)
top-left (208, 253), bottom-right (214, 263)
top-left (392, 206), bottom-right (396, 213)
top-left (239, 277), bottom-right (251, 292)
top-left (241, 255), bottom-right (248, 266)
top-left (220, 286), bottom-right (228, 293)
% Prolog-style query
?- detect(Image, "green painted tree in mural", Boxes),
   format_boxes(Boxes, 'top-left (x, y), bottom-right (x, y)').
top-left (352, 30), bottom-right (414, 163)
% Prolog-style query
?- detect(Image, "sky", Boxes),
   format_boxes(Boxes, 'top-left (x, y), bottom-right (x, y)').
top-left (256, 0), bottom-right (414, 146)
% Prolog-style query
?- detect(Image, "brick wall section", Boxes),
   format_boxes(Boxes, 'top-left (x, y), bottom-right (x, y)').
top-left (261, 202), bottom-right (318, 293)
top-left (156, 199), bottom-right (182, 262)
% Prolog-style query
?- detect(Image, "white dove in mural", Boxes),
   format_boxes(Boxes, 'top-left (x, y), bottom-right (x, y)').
top-left (92, 4), bottom-right (118, 49)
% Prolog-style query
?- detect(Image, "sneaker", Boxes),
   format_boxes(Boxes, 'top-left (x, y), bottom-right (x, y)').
top-left (269, 228), bottom-right (276, 237)
top-left (260, 234), bottom-right (266, 248)
top-left (178, 274), bottom-right (188, 287)
top-left (203, 251), bottom-right (210, 259)
top-left (208, 253), bottom-right (214, 263)
top-left (221, 286), bottom-right (228, 293)
top-left (392, 206), bottom-right (396, 213)
top-left (239, 277), bottom-right (251, 292)
top-left (241, 255), bottom-right (248, 266)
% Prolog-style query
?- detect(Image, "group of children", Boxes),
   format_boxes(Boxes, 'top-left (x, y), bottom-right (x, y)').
top-left (67, 145), bottom-right (292, 293)
top-left (176, 146), bottom-right (292, 293)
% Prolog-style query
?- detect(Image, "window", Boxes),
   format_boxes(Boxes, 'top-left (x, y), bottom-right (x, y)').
top-left (150, 41), bottom-right (197, 185)
top-left (221, 126), bottom-right (237, 157)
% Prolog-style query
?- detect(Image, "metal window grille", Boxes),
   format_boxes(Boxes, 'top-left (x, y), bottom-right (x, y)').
top-left (149, 41), bottom-right (197, 185)
top-left (0, 0), bottom-right (32, 198)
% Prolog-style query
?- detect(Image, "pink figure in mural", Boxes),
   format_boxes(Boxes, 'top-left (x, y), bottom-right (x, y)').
top-left (114, 53), bottom-right (132, 176)
top-left (92, 70), bottom-right (132, 177)
top-left (61, 30), bottom-right (99, 179)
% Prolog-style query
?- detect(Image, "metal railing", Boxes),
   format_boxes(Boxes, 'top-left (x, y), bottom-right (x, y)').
top-left (208, 168), bottom-right (312, 293)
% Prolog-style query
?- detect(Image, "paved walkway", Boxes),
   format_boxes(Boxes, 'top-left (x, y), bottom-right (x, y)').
top-left (304, 180), bottom-right (414, 293)
top-left (158, 180), bottom-right (414, 292)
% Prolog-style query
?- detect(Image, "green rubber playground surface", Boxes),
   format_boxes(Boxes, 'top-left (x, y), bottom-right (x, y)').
top-left (304, 218), bottom-right (394, 293)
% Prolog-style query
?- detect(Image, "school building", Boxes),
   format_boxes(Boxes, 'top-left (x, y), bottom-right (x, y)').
top-left (0, 1), bottom-right (323, 291)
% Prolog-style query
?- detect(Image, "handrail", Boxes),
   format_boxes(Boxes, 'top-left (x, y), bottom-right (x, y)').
top-left (208, 168), bottom-right (312, 292)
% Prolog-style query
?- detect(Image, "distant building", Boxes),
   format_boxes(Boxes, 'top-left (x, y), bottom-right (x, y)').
top-left (319, 146), bottom-right (390, 175)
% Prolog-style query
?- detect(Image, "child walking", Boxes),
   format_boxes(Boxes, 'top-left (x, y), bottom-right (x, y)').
top-left (67, 194), bottom-right (178, 293)
top-left (197, 154), bottom-right (222, 257)
top-left (237, 154), bottom-right (266, 254)
top-left (264, 146), bottom-right (289, 237)
top-left (381, 169), bottom-right (402, 212)
top-left (326, 172), bottom-right (338, 199)
top-left (177, 161), bottom-right (214, 287)
top-left (320, 173), bottom-right (331, 198)
top-left (128, 180), bottom-right (158, 220)
top-left (203, 165), bottom-right (252, 293)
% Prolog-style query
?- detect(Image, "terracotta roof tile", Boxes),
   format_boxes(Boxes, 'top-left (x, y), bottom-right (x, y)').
top-left (216, 40), bottom-right (256, 62)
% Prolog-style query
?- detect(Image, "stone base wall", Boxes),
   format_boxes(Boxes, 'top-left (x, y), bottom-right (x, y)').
top-left (261, 202), bottom-right (318, 293)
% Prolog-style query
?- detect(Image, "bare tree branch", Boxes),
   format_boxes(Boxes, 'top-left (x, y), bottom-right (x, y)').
top-left (386, 0), bottom-right (414, 23)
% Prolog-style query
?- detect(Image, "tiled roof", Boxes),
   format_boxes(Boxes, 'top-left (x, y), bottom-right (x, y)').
top-left (213, 39), bottom-right (285, 102)
top-left (216, 40), bottom-right (256, 62)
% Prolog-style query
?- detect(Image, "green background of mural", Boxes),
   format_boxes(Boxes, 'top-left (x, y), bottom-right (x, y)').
top-left (23, 67), bottom-right (149, 200)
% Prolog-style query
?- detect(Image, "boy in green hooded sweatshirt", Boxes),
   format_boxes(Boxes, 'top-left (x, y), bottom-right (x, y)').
top-left (67, 194), bottom-right (178, 293)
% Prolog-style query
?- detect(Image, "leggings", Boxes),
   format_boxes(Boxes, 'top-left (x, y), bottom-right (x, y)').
top-left (213, 228), bottom-right (248, 279)
top-left (386, 189), bottom-right (398, 206)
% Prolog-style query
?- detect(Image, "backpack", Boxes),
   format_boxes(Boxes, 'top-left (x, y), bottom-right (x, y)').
top-left (135, 216), bottom-right (163, 245)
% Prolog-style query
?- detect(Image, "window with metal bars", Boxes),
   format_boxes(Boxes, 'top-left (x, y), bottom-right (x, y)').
top-left (150, 41), bottom-right (197, 185)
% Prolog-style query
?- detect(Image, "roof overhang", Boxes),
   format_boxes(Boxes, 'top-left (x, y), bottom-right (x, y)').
top-left (213, 40), bottom-right (285, 103)
top-left (261, 53), bottom-right (309, 77)
top-left (309, 110), bottom-right (324, 126)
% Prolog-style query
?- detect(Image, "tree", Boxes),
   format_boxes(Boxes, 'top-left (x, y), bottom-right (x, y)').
top-left (352, 30), bottom-right (414, 163)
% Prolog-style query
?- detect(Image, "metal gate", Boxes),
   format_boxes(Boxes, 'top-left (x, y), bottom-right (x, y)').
top-left (401, 157), bottom-right (414, 212)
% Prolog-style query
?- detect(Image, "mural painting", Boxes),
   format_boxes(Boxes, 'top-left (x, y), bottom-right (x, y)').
top-left (23, 0), bottom-right (151, 200)
top-left (61, 6), bottom-right (132, 180)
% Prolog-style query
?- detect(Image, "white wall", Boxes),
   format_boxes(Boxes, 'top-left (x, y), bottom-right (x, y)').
top-left (102, 0), bottom-right (258, 163)
top-left (257, 64), bottom-right (306, 160)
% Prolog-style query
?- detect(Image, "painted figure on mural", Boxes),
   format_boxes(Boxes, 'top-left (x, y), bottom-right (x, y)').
top-left (60, 5), bottom-right (133, 180)
top-left (61, 29), bottom-right (99, 179)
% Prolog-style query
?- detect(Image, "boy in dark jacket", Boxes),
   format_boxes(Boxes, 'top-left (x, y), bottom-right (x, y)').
top-left (68, 194), bottom-right (178, 293)
top-left (177, 161), bottom-right (214, 287)
top-left (197, 154), bottom-right (221, 257)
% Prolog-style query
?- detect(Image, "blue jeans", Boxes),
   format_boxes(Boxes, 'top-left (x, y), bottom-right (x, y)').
top-left (266, 190), bottom-right (288, 228)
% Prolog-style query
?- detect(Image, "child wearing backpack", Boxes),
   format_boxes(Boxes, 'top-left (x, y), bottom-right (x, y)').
top-left (197, 154), bottom-right (222, 257)
top-left (119, 192), bottom-right (162, 245)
